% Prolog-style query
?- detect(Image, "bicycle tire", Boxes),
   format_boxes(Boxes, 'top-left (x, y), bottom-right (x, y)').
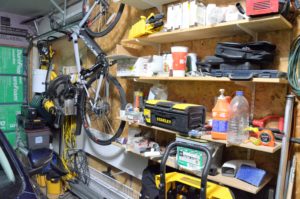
top-left (82, 0), bottom-right (125, 38)
top-left (80, 74), bottom-right (126, 145)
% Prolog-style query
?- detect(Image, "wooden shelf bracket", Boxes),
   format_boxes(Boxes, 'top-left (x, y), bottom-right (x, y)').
top-left (236, 24), bottom-right (258, 41)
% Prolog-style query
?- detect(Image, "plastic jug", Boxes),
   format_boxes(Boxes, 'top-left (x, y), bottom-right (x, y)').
top-left (211, 89), bottom-right (231, 140)
top-left (227, 91), bottom-right (249, 144)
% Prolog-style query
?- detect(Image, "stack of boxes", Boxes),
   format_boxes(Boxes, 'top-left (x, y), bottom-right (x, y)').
top-left (0, 46), bottom-right (27, 147)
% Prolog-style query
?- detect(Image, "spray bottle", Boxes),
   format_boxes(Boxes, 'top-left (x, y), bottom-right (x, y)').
top-left (211, 89), bottom-right (231, 140)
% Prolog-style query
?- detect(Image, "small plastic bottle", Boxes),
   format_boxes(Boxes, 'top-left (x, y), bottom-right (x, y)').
top-left (227, 91), bottom-right (250, 145)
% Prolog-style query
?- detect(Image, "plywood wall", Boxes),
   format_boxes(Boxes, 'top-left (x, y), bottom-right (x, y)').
top-left (48, 0), bottom-right (300, 197)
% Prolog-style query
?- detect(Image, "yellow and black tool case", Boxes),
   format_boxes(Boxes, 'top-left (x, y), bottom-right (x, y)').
top-left (143, 100), bottom-right (206, 134)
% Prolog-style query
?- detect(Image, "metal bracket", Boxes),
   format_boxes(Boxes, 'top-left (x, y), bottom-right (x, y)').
top-left (236, 24), bottom-right (258, 41)
top-left (49, 0), bottom-right (66, 25)
top-left (33, 20), bottom-right (40, 35)
top-left (134, 39), bottom-right (160, 47)
top-left (134, 39), bottom-right (161, 54)
top-left (50, 0), bottom-right (64, 14)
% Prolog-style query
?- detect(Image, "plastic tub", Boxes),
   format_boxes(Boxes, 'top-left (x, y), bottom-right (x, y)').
top-left (171, 46), bottom-right (188, 77)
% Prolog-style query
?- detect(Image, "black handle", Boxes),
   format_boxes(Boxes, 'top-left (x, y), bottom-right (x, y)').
top-left (147, 13), bottom-right (165, 24)
top-left (152, 21), bottom-right (164, 29)
top-left (159, 141), bottom-right (212, 199)
top-left (236, 3), bottom-right (245, 14)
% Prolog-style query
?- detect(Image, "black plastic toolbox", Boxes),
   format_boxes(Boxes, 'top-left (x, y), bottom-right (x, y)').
top-left (143, 100), bottom-right (206, 134)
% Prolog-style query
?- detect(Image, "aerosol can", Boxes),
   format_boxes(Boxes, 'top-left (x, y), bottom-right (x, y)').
top-left (211, 89), bottom-right (231, 140)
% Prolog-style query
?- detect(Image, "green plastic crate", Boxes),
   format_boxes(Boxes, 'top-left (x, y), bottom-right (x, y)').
top-left (0, 104), bottom-right (21, 131)
top-left (0, 76), bottom-right (24, 103)
top-left (0, 46), bottom-right (24, 75)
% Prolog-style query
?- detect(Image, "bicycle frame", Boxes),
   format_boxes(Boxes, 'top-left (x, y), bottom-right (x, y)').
top-left (71, 0), bottom-right (108, 109)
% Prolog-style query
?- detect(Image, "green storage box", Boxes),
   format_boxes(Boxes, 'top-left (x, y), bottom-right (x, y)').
top-left (0, 104), bottom-right (21, 131)
top-left (0, 46), bottom-right (24, 75)
top-left (4, 131), bottom-right (16, 148)
top-left (0, 76), bottom-right (24, 103)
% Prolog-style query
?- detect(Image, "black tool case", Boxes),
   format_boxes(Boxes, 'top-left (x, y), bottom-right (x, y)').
top-left (210, 69), bottom-right (287, 80)
top-left (215, 41), bottom-right (276, 64)
top-left (143, 100), bottom-right (206, 134)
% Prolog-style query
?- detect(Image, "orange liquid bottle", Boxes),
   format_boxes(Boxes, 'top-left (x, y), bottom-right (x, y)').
top-left (211, 89), bottom-right (230, 140)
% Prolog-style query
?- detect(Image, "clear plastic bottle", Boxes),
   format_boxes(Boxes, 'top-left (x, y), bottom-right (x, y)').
top-left (227, 91), bottom-right (249, 145)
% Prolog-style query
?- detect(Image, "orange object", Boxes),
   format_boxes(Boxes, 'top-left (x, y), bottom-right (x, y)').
top-left (211, 89), bottom-right (231, 140)
top-left (252, 115), bottom-right (284, 132)
top-left (246, 127), bottom-right (275, 147)
top-left (257, 129), bottom-right (275, 147)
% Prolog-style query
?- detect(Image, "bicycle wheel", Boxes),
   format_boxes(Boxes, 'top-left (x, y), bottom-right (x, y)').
top-left (82, 0), bottom-right (125, 38)
top-left (81, 73), bottom-right (126, 145)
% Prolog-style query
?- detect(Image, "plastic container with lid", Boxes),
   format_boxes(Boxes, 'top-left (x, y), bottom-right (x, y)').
top-left (211, 89), bottom-right (231, 140)
top-left (171, 46), bottom-right (188, 77)
top-left (227, 91), bottom-right (250, 144)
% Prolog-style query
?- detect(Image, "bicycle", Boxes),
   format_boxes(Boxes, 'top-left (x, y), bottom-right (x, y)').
top-left (47, 0), bottom-right (127, 146)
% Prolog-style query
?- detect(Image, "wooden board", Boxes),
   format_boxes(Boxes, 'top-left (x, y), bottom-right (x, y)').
top-left (113, 142), bottom-right (272, 194)
top-left (122, 15), bottom-right (292, 46)
top-left (132, 76), bottom-right (288, 84)
top-left (121, 0), bottom-right (178, 10)
top-left (120, 117), bottom-right (282, 153)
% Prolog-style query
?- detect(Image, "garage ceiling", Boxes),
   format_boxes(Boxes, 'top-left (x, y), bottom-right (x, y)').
top-left (0, 0), bottom-right (78, 17)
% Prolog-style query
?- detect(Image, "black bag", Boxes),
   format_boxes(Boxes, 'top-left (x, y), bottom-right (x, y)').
top-left (201, 56), bottom-right (261, 70)
top-left (215, 41), bottom-right (276, 64)
top-left (140, 166), bottom-right (160, 199)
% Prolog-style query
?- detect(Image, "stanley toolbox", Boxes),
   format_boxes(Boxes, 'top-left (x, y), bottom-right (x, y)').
top-left (143, 100), bottom-right (206, 134)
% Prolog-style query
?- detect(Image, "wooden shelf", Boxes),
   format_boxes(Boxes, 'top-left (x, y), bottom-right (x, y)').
top-left (112, 142), bottom-right (272, 194)
top-left (180, 134), bottom-right (282, 153)
top-left (106, 54), bottom-right (137, 60)
top-left (122, 15), bottom-right (292, 46)
top-left (132, 76), bottom-right (288, 84)
top-left (120, 117), bottom-right (282, 153)
top-left (121, 0), bottom-right (177, 10)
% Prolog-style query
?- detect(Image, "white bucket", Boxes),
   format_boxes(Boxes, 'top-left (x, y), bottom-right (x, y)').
top-left (32, 69), bottom-right (47, 93)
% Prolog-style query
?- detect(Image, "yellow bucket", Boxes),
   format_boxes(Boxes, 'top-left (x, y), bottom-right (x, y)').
top-left (36, 175), bottom-right (46, 187)
top-left (47, 178), bottom-right (62, 195)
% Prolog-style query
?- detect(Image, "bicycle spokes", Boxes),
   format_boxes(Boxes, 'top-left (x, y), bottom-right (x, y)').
top-left (82, 75), bottom-right (125, 144)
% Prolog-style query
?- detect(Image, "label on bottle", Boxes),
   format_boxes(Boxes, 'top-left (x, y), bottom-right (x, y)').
top-left (212, 120), bottom-right (229, 133)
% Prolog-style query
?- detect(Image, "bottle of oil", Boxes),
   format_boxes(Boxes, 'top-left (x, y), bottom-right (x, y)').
top-left (211, 89), bottom-right (230, 140)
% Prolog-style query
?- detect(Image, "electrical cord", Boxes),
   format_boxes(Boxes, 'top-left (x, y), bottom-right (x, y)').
top-left (288, 35), bottom-right (300, 96)
top-left (62, 116), bottom-right (89, 185)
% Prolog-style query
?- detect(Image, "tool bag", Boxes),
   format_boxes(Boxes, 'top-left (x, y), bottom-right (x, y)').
top-left (215, 41), bottom-right (276, 64)
top-left (201, 56), bottom-right (261, 70)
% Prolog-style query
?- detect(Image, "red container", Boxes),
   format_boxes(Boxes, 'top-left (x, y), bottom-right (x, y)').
top-left (246, 0), bottom-right (279, 16)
